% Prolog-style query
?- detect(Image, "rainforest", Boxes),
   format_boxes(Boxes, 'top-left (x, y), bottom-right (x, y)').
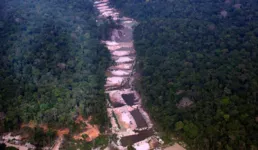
top-left (0, 0), bottom-right (113, 149)
top-left (109, 0), bottom-right (258, 149)
top-left (1, 0), bottom-right (258, 149)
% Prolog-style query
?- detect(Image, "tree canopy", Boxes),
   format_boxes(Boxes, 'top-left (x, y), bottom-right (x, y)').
top-left (0, 0), bottom-right (111, 132)
top-left (110, 0), bottom-right (258, 149)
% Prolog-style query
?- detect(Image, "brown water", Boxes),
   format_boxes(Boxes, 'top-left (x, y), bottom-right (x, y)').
top-left (120, 130), bottom-right (154, 146)
top-left (130, 109), bottom-right (148, 128)
top-left (122, 93), bottom-right (135, 106)
top-left (112, 102), bottom-right (125, 108)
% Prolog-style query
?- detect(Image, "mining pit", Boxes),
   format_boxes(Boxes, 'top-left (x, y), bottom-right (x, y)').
top-left (94, 0), bottom-right (163, 149)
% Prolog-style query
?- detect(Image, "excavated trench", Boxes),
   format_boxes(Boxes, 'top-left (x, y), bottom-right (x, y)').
top-left (120, 130), bottom-right (154, 147)
top-left (94, 0), bottom-right (162, 149)
top-left (121, 93), bottom-right (136, 106)
top-left (130, 108), bottom-right (148, 128)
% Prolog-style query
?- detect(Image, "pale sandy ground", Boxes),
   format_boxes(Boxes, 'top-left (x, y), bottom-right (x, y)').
top-left (102, 12), bottom-right (113, 16)
top-left (106, 45), bottom-right (122, 51)
top-left (2, 133), bottom-right (21, 141)
top-left (111, 70), bottom-right (131, 76)
top-left (2, 133), bottom-right (35, 150)
top-left (119, 42), bottom-right (134, 47)
top-left (4, 143), bottom-right (28, 150)
top-left (112, 51), bottom-right (133, 57)
top-left (123, 21), bottom-right (134, 24)
top-left (110, 63), bottom-right (133, 70)
top-left (115, 57), bottom-right (134, 63)
top-left (113, 106), bottom-right (137, 130)
top-left (107, 108), bottom-right (120, 130)
top-left (97, 4), bottom-right (119, 18)
top-left (101, 10), bottom-right (113, 14)
top-left (121, 113), bottom-right (131, 125)
top-left (52, 137), bottom-right (63, 150)
top-left (164, 143), bottom-right (186, 150)
top-left (96, 3), bottom-right (107, 7)
top-left (134, 142), bottom-right (150, 150)
top-left (109, 90), bottom-right (126, 104)
top-left (98, 6), bottom-right (109, 10)
top-left (104, 41), bottom-right (119, 46)
top-left (105, 77), bottom-right (125, 87)
top-left (120, 17), bottom-right (132, 21)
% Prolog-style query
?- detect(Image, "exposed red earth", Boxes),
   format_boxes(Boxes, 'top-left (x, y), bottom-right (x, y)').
top-left (1, 115), bottom-right (100, 150)
top-left (73, 115), bottom-right (100, 142)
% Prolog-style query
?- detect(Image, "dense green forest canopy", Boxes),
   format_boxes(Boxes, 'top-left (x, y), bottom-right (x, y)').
top-left (0, 0), bottom-right (112, 133)
top-left (110, 0), bottom-right (258, 149)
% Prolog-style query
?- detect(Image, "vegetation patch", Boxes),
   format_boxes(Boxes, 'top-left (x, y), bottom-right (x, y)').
top-left (110, 0), bottom-right (258, 149)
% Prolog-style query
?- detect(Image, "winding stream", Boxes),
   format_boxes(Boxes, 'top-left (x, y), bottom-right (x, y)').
top-left (94, 0), bottom-right (163, 149)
